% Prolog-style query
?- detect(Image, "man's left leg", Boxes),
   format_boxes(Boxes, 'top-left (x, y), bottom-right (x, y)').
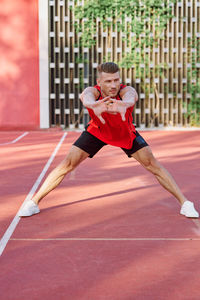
top-left (131, 146), bottom-right (199, 218)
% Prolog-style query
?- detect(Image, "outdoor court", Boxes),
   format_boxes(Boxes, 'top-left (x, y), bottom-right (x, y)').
top-left (0, 129), bottom-right (200, 300)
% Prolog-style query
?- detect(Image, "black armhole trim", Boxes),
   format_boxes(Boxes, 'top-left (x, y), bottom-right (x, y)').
top-left (95, 88), bottom-right (101, 101)
top-left (119, 85), bottom-right (126, 100)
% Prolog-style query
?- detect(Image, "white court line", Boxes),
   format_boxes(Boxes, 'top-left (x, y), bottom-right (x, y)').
top-left (0, 132), bottom-right (29, 146)
top-left (9, 237), bottom-right (200, 241)
top-left (0, 132), bottom-right (67, 256)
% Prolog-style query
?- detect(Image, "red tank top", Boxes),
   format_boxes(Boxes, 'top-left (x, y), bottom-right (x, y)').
top-left (86, 84), bottom-right (136, 149)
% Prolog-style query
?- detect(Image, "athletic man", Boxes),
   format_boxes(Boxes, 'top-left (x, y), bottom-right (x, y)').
top-left (19, 62), bottom-right (199, 218)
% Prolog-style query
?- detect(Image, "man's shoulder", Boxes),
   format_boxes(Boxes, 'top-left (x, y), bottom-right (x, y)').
top-left (84, 86), bottom-right (100, 99)
top-left (120, 84), bottom-right (126, 89)
top-left (93, 85), bottom-right (100, 90)
top-left (80, 86), bottom-right (100, 101)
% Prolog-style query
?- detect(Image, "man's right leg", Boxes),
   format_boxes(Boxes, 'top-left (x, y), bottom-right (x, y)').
top-left (33, 145), bottom-right (89, 204)
top-left (18, 146), bottom-right (89, 217)
top-left (19, 131), bottom-right (107, 217)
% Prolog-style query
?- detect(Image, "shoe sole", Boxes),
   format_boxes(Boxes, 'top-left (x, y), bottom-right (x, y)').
top-left (180, 211), bottom-right (199, 218)
top-left (18, 210), bottom-right (40, 217)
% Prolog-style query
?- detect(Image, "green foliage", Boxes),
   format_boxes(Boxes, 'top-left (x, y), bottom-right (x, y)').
top-left (73, 0), bottom-right (200, 126)
top-left (74, 0), bottom-right (176, 51)
top-left (73, 0), bottom-right (176, 91)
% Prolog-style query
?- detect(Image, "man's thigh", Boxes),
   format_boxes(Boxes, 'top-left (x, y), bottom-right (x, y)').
top-left (73, 131), bottom-right (107, 158)
top-left (121, 131), bottom-right (149, 157)
top-left (130, 145), bottom-right (155, 166)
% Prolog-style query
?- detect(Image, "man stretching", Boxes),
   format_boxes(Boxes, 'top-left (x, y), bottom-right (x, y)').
top-left (19, 62), bottom-right (199, 218)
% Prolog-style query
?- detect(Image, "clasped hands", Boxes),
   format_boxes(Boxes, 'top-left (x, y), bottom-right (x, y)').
top-left (90, 96), bottom-right (127, 124)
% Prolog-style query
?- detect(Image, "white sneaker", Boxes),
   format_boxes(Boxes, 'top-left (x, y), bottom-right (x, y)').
top-left (18, 200), bottom-right (40, 217)
top-left (180, 201), bottom-right (199, 218)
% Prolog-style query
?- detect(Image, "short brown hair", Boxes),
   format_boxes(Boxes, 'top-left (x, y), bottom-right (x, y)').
top-left (97, 62), bottom-right (120, 76)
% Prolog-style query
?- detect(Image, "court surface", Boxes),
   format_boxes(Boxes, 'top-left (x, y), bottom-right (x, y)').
top-left (0, 129), bottom-right (200, 300)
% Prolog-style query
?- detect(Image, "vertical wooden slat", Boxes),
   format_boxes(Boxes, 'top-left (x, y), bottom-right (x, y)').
top-left (186, 0), bottom-right (191, 124)
top-left (178, 1), bottom-right (183, 125)
top-left (174, 2), bottom-right (178, 126)
top-left (182, 0), bottom-right (187, 125)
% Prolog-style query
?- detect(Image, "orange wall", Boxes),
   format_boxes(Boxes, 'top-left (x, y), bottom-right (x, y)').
top-left (0, 0), bottom-right (39, 129)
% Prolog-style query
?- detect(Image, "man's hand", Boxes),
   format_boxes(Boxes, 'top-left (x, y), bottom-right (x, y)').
top-left (90, 98), bottom-right (129, 123)
top-left (89, 96), bottom-right (111, 124)
top-left (106, 99), bottom-right (128, 121)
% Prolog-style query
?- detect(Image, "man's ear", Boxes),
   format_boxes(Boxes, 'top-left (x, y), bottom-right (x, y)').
top-left (97, 78), bottom-right (100, 86)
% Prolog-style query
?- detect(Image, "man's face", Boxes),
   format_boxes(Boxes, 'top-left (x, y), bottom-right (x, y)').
top-left (97, 72), bottom-right (121, 97)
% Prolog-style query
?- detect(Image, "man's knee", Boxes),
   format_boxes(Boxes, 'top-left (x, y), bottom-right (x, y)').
top-left (61, 157), bottom-right (75, 174)
top-left (60, 146), bottom-right (89, 174)
top-left (142, 152), bottom-right (162, 175)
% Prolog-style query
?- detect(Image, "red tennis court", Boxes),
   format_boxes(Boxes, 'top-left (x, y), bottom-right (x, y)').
top-left (0, 130), bottom-right (200, 300)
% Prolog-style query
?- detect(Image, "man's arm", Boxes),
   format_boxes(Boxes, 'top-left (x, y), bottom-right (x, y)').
top-left (80, 87), bottom-right (99, 108)
top-left (119, 86), bottom-right (138, 107)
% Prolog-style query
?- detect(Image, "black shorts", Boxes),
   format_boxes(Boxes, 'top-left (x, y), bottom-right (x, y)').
top-left (73, 130), bottom-right (149, 158)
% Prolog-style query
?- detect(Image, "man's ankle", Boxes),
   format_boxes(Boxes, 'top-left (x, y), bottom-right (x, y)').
top-left (32, 199), bottom-right (39, 205)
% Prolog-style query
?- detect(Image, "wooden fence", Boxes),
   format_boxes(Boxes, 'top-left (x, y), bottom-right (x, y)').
top-left (49, 0), bottom-right (200, 129)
